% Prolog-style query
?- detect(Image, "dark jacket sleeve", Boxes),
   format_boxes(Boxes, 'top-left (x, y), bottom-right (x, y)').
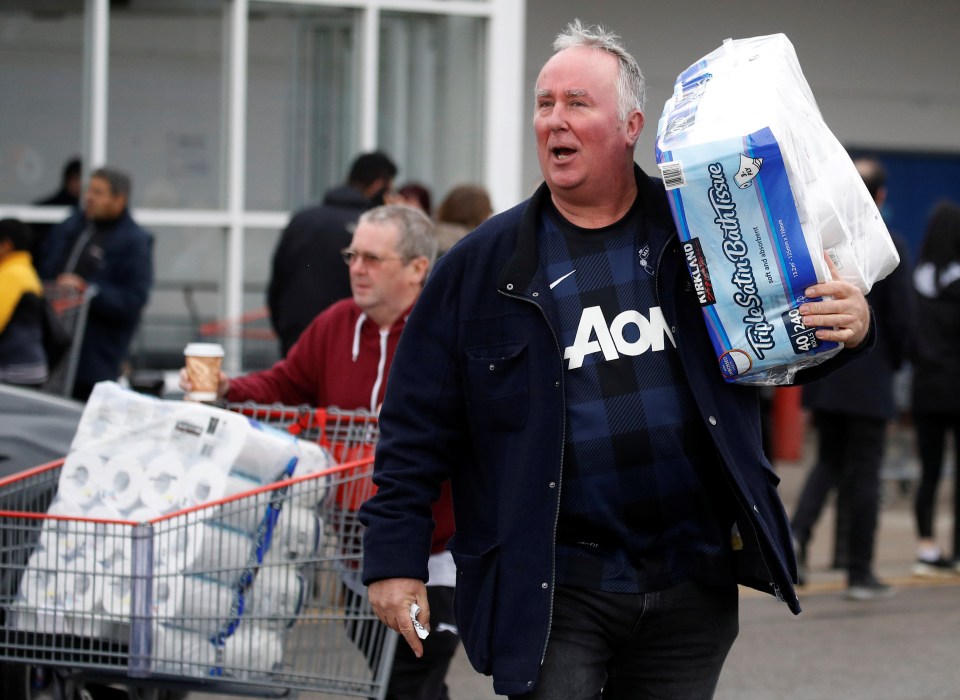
top-left (88, 223), bottom-right (154, 324)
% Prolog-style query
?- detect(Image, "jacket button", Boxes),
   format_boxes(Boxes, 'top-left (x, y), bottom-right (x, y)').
top-left (532, 291), bottom-right (539, 297)
top-left (489, 364), bottom-right (495, 371)
top-left (708, 416), bottom-right (717, 425)
top-left (541, 582), bottom-right (548, 589)
top-left (555, 381), bottom-right (560, 388)
top-left (506, 283), bottom-right (514, 290)
top-left (548, 481), bottom-right (556, 489)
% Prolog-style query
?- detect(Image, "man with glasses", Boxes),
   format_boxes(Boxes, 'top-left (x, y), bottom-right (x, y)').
top-left (180, 204), bottom-right (461, 700)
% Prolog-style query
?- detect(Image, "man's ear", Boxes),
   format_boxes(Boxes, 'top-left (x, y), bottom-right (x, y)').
top-left (410, 255), bottom-right (430, 284)
top-left (626, 109), bottom-right (645, 148)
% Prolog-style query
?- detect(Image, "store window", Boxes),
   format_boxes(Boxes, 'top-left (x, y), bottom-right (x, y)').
top-left (0, 5), bottom-right (85, 205)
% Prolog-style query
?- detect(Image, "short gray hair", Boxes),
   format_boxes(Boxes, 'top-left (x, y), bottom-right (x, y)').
top-left (359, 204), bottom-right (438, 270)
top-left (552, 19), bottom-right (646, 119)
top-left (91, 166), bottom-right (132, 199)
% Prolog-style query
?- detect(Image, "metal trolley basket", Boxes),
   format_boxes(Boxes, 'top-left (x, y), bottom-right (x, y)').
top-left (0, 403), bottom-right (395, 700)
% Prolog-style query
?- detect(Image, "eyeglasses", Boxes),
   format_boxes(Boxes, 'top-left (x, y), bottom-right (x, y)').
top-left (340, 248), bottom-right (406, 267)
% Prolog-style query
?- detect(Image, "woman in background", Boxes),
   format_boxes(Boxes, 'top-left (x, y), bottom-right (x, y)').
top-left (911, 200), bottom-right (960, 576)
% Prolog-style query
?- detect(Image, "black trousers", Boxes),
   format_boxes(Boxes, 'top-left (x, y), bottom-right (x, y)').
top-left (913, 412), bottom-right (960, 556)
top-left (791, 412), bottom-right (886, 581)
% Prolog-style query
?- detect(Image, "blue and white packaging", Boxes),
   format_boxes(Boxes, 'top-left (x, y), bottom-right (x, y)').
top-left (656, 34), bottom-right (899, 385)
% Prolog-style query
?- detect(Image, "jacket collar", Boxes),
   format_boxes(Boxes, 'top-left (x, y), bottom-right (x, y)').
top-left (497, 164), bottom-right (676, 295)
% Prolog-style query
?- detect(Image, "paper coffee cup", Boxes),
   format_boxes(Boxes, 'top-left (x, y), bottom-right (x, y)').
top-left (184, 343), bottom-right (224, 401)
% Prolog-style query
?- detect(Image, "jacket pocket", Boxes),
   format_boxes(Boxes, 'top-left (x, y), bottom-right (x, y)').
top-left (449, 534), bottom-right (500, 675)
top-left (464, 342), bottom-right (529, 431)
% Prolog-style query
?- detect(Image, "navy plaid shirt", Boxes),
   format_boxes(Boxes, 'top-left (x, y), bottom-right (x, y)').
top-left (540, 199), bottom-right (735, 593)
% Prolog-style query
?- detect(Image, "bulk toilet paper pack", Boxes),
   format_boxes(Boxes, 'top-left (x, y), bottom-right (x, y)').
top-left (655, 33), bottom-right (899, 384)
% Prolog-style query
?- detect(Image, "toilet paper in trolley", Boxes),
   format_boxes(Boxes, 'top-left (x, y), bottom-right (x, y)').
top-left (655, 33), bottom-right (900, 384)
top-left (221, 623), bottom-right (284, 678)
top-left (247, 566), bottom-right (305, 629)
top-left (264, 506), bottom-right (322, 564)
top-left (140, 454), bottom-right (188, 513)
top-left (56, 448), bottom-right (106, 507)
top-left (232, 420), bottom-right (302, 483)
top-left (152, 624), bottom-right (218, 678)
top-left (175, 574), bottom-right (243, 635)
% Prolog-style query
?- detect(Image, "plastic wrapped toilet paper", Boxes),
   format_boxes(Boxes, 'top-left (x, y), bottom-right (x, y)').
top-left (57, 449), bottom-right (106, 507)
top-left (264, 507), bottom-right (321, 564)
top-left (153, 515), bottom-right (204, 574)
top-left (186, 524), bottom-right (256, 585)
top-left (656, 33), bottom-right (900, 385)
top-left (100, 452), bottom-right (147, 511)
top-left (247, 566), bottom-right (305, 628)
top-left (232, 421), bottom-right (301, 483)
top-left (175, 575), bottom-right (242, 634)
top-left (222, 623), bottom-right (284, 678)
top-left (289, 441), bottom-right (332, 508)
top-left (153, 624), bottom-right (218, 677)
top-left (141, 454), bottom-right (187, 513)
top-left (179, 459), bottom-right (229, 509)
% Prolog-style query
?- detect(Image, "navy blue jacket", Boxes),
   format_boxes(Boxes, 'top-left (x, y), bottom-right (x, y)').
top-left (360, 169), bottom-right (873, 695)
top-left (42, 209), bottom-right (153, 387)
top-left (267, 185), bottom-right (372, 355)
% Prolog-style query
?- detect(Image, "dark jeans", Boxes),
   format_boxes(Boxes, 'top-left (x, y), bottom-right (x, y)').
top-left (913, 412), bottom-right (960, 556)
top-left (792, 412), bottom-right (886, 581)
top-left (509, 581), bottom-right (739, 700)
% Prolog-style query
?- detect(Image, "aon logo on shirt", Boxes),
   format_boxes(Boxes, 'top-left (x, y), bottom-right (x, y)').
top-left (563, 306), bottom-right (676, 370)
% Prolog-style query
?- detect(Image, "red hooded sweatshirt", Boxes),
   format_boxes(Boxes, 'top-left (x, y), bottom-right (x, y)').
top-left (228, 298), bottom-right (454, 554)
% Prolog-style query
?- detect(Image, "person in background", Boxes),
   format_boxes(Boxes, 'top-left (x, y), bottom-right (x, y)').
top-left (433, 184), bottom-right (493, 256)
top-left (791, 157), bottom-right (915, 599)
top-left (360, 20), bottom-right (871, 699)
top-left (181, 205), bottom-right (461, 700)
top-left (395, 182), bottom-right (432, 216)
top-left (32, 157), bottom-right (82, 265)
top-left (0, 219), bottom-right (47, 388)
top-left (910, 199), bottom-right (960, 576)
top-left (267, 151), bottom-right (399, 357)
top-left (41, 167), bottom-right (153, 401)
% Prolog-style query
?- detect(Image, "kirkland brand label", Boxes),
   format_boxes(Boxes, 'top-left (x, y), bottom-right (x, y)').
top-left (660, 127), bottom-right (838, 382)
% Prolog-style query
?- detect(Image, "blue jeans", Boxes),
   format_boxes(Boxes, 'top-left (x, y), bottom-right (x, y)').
top-left (510, 581), bottom-right (739, 700)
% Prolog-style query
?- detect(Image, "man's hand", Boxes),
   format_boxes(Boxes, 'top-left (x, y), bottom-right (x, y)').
top-left (178, 366), bottom-right (230, 401)
top-left (368, 578), bottom-right (430, 657)
top-left (799, 255), bottom-right (871, 349)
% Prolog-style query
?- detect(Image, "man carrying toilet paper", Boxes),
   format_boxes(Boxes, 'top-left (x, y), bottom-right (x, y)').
top-left (180, 204), bottom-right (460, 700)
top-left (360, 20), bottom-right (873, 699)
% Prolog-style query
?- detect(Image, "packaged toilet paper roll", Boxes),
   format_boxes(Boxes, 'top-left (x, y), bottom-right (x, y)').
top-left (57, 449), bottom-right (106, 507)
top-left (39, 500), bottom-right (94, 570)
top-left (153, 515), bottom-right (204, 574)
top-left (101, 575), bottom-right (132, 618)
top-left (264, 507), bottom-right (321, 564)
top-left (232, 421), bottom-right (301, 483)
top-left (248, 566), bottom-right (305, 628)
top-left (152, 574), bottom-right (186, 621)
top-left (59, 571), bottom-right (101, 613)
top-left (289, 442), bottom-right (332, 508)
top-left (222, 624), bottom-right (284, 678)
top-left (180, 459), bottom-right (229, 508)
top-left (212, 474), bottom-right (274, 534)
top-left (19, 554), bottom-right (60, 609)
top-left (153, 624), bottom-right (217, 677)
top-left (187, 524), bottom-right (256, 585)
top-left (100, 452), bottom-right (146, 511)
top-left (176, 575), bottom-right (242, 634)
top-left (141, 454), bottom-right (188, 514)
top-left (655, 33), bottom-right (900, 385)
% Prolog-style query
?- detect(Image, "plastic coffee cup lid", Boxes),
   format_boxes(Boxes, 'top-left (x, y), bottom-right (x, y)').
top-left (184, 343), bottom-right (225, 357)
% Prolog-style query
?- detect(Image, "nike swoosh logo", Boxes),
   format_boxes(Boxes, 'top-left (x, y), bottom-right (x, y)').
top-left (549, 269), bottom-right (576, 289)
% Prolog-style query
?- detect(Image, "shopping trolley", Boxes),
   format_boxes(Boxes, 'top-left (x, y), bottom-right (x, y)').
top-left (0, 403), bottom-right (394, 700)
